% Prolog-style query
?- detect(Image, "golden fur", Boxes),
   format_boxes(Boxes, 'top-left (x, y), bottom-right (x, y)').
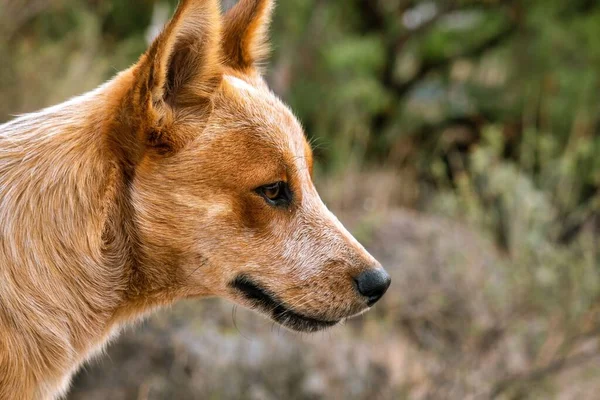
top-left (0, 1), bottom-right (389, 398)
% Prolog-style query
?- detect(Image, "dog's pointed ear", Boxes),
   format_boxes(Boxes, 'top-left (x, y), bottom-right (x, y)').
top-left (222, 0), bottom-right (274, 72)
top-left (124, 0), bottom-right (222, 156)
top-left (135, 0), bottom-right (222, 115)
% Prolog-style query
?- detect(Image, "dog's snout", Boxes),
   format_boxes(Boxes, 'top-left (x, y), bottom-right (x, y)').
top-left (354, 268), bottom-right (391, 306)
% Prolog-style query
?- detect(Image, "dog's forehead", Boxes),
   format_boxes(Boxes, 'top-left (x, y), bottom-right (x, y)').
top-left (220, 74), bottom-right (307, 157)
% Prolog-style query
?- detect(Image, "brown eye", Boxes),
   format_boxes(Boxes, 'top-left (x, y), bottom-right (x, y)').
top-left (263, 183), bottom-right (280, 200)
top-left (256, 181), bottom-right (292, 207)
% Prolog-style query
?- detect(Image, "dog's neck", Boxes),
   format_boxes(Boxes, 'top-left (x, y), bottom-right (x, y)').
top-left (0, 71), bottom-right (189, 396)
top-left (101, 70), bottom-right (203, 323)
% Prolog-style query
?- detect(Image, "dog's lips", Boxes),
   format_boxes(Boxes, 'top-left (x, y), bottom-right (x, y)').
top-left (270, 304), bottom-right (340, 332)
top-left (229, 275), bottom-right (340, 332)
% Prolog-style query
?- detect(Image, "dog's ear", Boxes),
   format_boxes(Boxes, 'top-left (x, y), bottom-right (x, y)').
top-left (222, 0), bottom-right (274, 72)
top-left (139, 0), bottom-right (222, 106)
top-left (125, 0), bottom-right (222, 157)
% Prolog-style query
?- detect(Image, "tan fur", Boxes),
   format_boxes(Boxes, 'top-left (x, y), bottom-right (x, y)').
top-left (0, 1), bottom-right (388, 398)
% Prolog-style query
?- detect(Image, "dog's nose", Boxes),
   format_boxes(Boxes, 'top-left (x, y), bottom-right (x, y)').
top-left (354, 268), bottom-right (391, 306)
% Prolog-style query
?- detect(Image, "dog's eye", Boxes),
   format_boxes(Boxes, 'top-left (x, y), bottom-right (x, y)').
top-left (263, 183), bottom-right (281, 200)
top-left (256, 181), bottom-right (292, 207)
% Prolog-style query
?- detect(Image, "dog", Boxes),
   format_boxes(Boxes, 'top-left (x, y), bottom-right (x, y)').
top-left (0, 0), bottom-right (391, 398)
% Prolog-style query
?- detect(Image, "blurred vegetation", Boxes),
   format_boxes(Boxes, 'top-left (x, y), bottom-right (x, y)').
top-left (1, 0), bottom-right (599, 398)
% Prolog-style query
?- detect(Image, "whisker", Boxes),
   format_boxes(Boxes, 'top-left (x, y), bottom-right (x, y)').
top-left (231, 305), bottom-right (252, 341)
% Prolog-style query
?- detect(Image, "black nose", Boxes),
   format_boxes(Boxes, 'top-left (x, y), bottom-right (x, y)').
top-left (354, 268), bottom-right (391, 306)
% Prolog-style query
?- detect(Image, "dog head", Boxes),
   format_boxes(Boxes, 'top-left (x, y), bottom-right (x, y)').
top-left (116, 0), bottom-right (390, 332)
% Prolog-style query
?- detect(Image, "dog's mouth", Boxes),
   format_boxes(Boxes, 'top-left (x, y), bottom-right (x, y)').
top-left (229, 275), bottom-right (339, 333)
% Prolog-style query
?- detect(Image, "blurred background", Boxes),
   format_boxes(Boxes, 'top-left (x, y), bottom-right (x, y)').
top-left (1, 0), bottom-right (600, 398)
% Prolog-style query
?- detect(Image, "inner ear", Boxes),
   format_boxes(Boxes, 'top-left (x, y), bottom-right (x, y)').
top-left (165, 39), bottom-right (193, 105)
top-left (161, 33), bottom-right (222, 107)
